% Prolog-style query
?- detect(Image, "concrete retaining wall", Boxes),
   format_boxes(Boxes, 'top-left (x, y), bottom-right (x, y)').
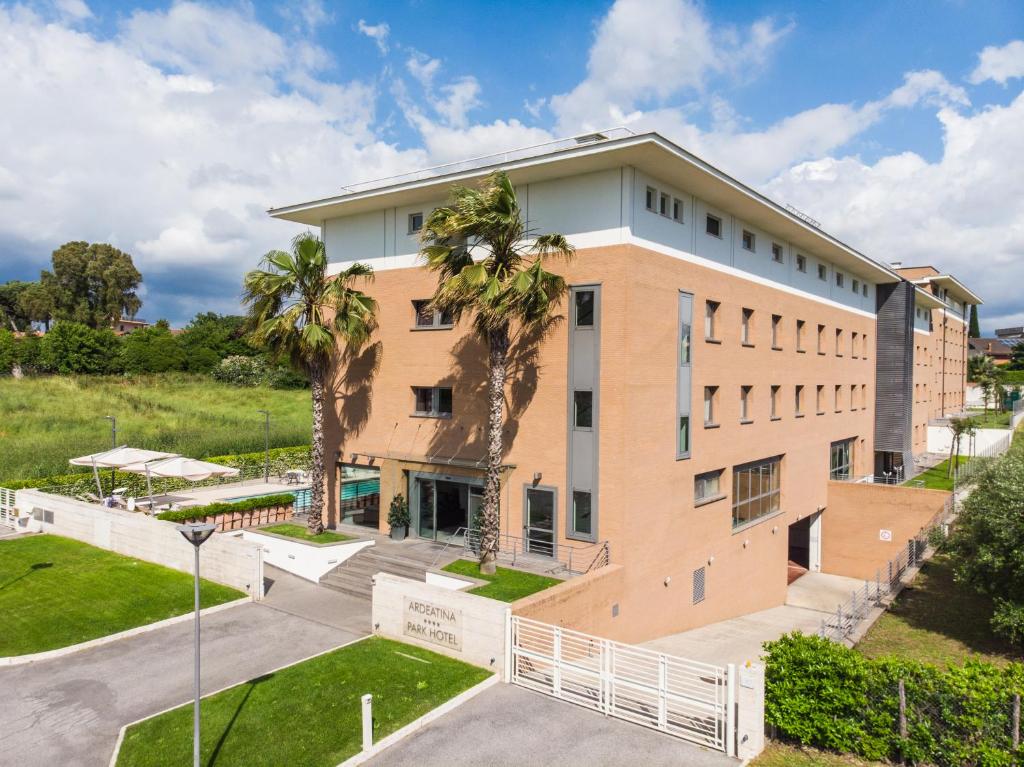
top-left (372, 572), bottom-right (508, 675)
top-left (236, 529), bottom-right (373, 582)
top-left (822, 482), bottom-right (949, 581)
top-left (16, 490), bottom-right (263, 599)
top-left (512, 564), bottom-right (626, 638)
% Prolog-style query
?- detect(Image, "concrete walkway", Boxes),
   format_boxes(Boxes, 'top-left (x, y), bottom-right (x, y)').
top-left (1, 567), bottom-right (370, 767)
top-left (367, 684), bottom-right (736, 767)
top-left (642, 572), bottom-right (863, 667)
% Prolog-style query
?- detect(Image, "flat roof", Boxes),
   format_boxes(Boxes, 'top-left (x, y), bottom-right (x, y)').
top-left (269, 130), bottom-right (903, 284)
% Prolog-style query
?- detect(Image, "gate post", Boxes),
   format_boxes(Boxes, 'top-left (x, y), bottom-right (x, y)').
top-left (726, 663), bottom-right (737, 757)
top-left (553, 627), bottom-right (563, 696)
top-left (503, 609), bottom-right (513, 684)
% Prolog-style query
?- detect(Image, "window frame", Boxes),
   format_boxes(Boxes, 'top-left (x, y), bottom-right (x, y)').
top-left (830, 438), bottom-right (854, 480)
top-left (705, 213), bottom-right (722, 238)
top-left (732, 456), bottom-right (782, 530)
top-left (645, 186), bottom-right (656, 211)
top-left (740, 385), bottom-right (753, 423)
top-left (411, 386), bottom-right (453, 418)
top-left (694, 469), bottom-right (725, 507)
top-left (795, 384), bottom-right (804, 416)
top-left (704, 300), bottom-right (720, 342)
top-left (771, 314), bottom-right (782, 350)
top-left (771, 242), bottom-right (784, 263)
top-left (412, 299), bottom-right (454, 329)
top-left (659, 192), bottom-right (671, 217)
top-left (672, 197), bottom-right (684, 223)
top-left (741, 308), bottom-right (754, 346)
top-left (574, 290), bottom-right (596, 328)
top-left (573, 390), bottom-right (593, 430)
top-left (408, 212), bottom-right (424, 234)
top-left (571, 489), bottom-right (594, 540)
top-left (796, 319), bottom-right (806, 352)
top-left (796, 254), bottom-right (807, 273)
top-left (817, 263), bottom-right (828, 281)
top-left (742, 229), bottom-right (756, 252)
top-left (704, 386), bottom-right (718, 427)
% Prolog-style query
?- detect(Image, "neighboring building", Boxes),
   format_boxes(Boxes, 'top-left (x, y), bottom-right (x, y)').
top-left (270, 131), bottom-right (979, 640)
top-left (968, 337), bottom-right (1013, 365)
top-left (995, 327), bottom-right (1024, 339)
top-left (112, 317), bottom-right (149, 335)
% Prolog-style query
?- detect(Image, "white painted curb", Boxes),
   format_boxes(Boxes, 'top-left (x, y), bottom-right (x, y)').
top-left (338, 674), bottom-right (500, 766)
top-left (0, 598), bottom-right (250, 667)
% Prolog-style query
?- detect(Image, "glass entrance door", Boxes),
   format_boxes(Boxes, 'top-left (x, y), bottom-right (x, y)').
top-left (411, 473), bottom-right (480, 542)
top-left (524, 487), bottom-right (555, 557)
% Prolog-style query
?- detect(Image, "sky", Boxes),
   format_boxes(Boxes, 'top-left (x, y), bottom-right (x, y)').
top-left (0, 0), bottom-right (1022, 332)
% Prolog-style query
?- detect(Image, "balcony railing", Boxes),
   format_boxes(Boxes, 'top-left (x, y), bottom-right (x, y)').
top-left (432, 527), bottom-right (610, 576)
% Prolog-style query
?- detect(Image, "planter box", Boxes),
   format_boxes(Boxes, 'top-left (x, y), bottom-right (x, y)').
top-left (185, 503), bottom-right (294, 531)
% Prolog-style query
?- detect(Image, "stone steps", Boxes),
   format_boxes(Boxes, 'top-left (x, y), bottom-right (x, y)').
top-left (319, 547), bottom-right (428, 600)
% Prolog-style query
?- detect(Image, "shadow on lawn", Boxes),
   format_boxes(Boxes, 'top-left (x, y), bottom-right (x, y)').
top-left (206, 674), bottom-right (274, 766)
top-left (0, 562), bottom-right (53, 592)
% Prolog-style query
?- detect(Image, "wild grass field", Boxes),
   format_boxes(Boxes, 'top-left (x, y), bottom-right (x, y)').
top-left (0, 375), bottom-right (311, 482)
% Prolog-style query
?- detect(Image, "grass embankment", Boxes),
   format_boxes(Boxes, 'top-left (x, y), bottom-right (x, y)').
top-left (857, 553), bottom-right (1022, 667)
top-left (905, 455), bottom-right (968, 491)
top-left (0, 534), bottom-right (242, 656)
top-left (966, 409), bottom-right (1011, 429)
top-left (116, 637), bottom-right (491, 767)
top-left (442, 559), bottom-right (561, 602)
top-left (752, 743), bottom-right (886, 766)
top-left (259, 523), bottom-right (353, 544)
top-left (0, 374), bottom-right (311, 482)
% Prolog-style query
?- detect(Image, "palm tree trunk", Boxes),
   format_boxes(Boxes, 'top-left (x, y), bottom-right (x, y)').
top-left (480, 325), bottom-right (509, 575)
top-left (308, 363), bottom-right (326, 536)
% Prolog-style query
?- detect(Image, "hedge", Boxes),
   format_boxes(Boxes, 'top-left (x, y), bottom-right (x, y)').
top-left (997, 370), bottom-right (1024, 385)
top-left (764, 632), bottom-right (1024, 766)
top-left (157, 493), bottom-right (296, 523)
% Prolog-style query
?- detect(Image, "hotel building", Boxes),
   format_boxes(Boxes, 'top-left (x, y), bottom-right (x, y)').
top-left (270, 130), bottom-right (979, 641)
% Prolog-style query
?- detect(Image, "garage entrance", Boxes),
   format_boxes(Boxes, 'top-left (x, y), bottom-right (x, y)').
top-left (787, 512), bottom-right (821, 584)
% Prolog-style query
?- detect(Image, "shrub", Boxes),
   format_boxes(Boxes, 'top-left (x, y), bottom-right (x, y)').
top-left (388, 493), bottom-right (410, 531)
top-left (764, 632), bottom-right (1024, 766)
top-left (120, 326), bottom-right (186, 373)
top-left (157, 493), bottom-right (296, 523)
top-left (991, 599), bottom-right (1024, 648)
top-left (0, 329), bottom-right (13, 373)
top-left (40, 321), bottom-right (122, 374)
top-left (211, 355), bottom-right (270, 386)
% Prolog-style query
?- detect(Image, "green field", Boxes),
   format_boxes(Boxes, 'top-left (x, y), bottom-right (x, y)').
top-left (0, 375), bottom-right (311, 482)
top-left (0, 534), bottom-right (243, 656)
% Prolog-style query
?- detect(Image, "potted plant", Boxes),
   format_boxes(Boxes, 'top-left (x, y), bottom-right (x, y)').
top-left (388, 493), bottom-right (410, 541)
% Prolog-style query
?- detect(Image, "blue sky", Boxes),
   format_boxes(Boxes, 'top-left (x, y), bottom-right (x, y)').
top-left (0, 0), bottom-right (1022, 330)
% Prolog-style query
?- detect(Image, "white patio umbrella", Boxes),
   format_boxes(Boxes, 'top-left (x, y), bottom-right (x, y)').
top-left (120, 456), bottom-right (240, 508)
top-left (70, 446), bottom-right (179, 500)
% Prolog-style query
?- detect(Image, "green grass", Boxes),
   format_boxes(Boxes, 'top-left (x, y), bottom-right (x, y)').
top-left (751, 743), bottom-right (886, 766)
top-left (905, 455), bottom-right (969, 491)
top-left (0, 374), bottom-right (311, 482)
top-left (259, 523), bottom-right (353, 544)
top-left (0, 534), bottom-right (243, 656)
top-left (857, 553), bottom-right (1022, 667)
top-left (116, 637), bottom-right (491, 767)
top-left (441, 559), bottom-right (561, 602)
top-left (966, 409), bottom-right (1011, 429)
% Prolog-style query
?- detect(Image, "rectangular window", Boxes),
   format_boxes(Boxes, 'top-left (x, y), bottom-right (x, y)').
top-left (772, 242), bottom-right (784, 263)
top-left (659, 192), bottom-right (670, 217)
top-left (795, 385), bottom-right (804, 415)
top-left (572, 491), bottom-right (592, 536)
top-left (742, 229), bottom-right (756, 251)
top-left (412, 386), bottom-right (453, 417)
top-left (852, 331), bottom-right (859, 358)
top-left (862, 383), bottom-right (868, 407)
top-left (771, 314), bottom-right (782, 349)
top-left (672, 197), bottom-right (684, 223)
top-left (706, 214), bottom-right (722, 238)
top-left (796, 254), bottom-right (807, 273)
top-left (680, 316), bottom-right (691, 364)
top-left (817, 385), bottom-right (825, 414)
top-left (770, 385), bottom-right (780, 419)
top-left (834, 384), bottom-right (842, 412)
top-left (695, 470), bottom-right (723, 504)
top-left (645, 186), bottom-right (656, 211)
top-left (704, 386), bottom-right (717, 426)
top-left (862, 283), bottom-right (868, 297)
top-left (862, 334), bottom-right (869, 357)
top-left (412, 299), bottom-right (453, 328)
top-left (796, 319), bottom-right (805, 352)
top-left (732, 456), bottom-right (781, 528)
top-left (817, 324), bottom-right (826, 354)
top-left (705, 300), bottom-right (719, 341)
top-left (408, 212), bottom-right (424, 233)
top-left (574, 290), bottom-right (595, 327)
top-left (740, 385), bottom-right (752, 422)
top-left (850, 383), bottom-right (857, 409)
top-left (835, 328), bottom-right (843, 356)
top-left (818, 263), bottom-right (827, 281)
top-left (741, 308), bottom-right (754, 345)
top-left (830, 439), bottom-right (854, 480)
top-left (836, 272), bottom-right (845, 288)
top-left (852, 278), bottom-right (860, 294)
top-left (678, 416), bottom-right (690, 455)
top-left (573, 390), bottom-right (593, 429)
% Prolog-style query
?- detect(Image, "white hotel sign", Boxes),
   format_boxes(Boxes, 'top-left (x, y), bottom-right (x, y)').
top-left (403, 597), bottom-right (463, 651)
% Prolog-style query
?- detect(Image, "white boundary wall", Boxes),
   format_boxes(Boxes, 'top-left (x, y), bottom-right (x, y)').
top-left (235, 529), bottom-right (374, 582)
top-left (927, 425), bottom-right (1011, 456)
top-left (16, 490), bottom-right (264, 599)
top-left (372, 573), bottom-right (509, 676)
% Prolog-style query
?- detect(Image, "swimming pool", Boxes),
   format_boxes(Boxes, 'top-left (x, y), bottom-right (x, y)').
top-left (226, 488), bottom-right (312, 509)
top-left (225, 479), bottom-right (379, 509)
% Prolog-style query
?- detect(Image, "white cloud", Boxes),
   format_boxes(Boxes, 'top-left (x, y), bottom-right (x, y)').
top-left (357, 19), bottom-right (390, 54)
top-left (54, 0), bottom-right (91, 21)
top-left (406, 52), bottom-right (441, 88)
top-left (969, 40), bottom-right (1024, 85)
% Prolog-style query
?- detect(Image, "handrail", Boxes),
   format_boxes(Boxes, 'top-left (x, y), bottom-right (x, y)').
top-left (461, 528), bottom-right (609, 575)
top-left (429, 526), bottom-right (469, 569)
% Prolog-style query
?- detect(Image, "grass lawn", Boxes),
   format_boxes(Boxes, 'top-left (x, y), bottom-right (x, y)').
top-left (905, 455), bottom-right (969, 491)
top-left (857, 553), bottom-right (1022, 667)
top-left (259, 523), bottom-right (353, 544)
top-left (442, 558), bottom-right (561, 602)
top-left (116, 637), bottom-right (491, 767)
top-left (0, 374), bottom-right (311, 482)
top-left (0, 534), bottom-right (243, 656)
top-left (752, 743), bottom-right (886, 766)
top-left (966, 409), bottom-right (1011, 429)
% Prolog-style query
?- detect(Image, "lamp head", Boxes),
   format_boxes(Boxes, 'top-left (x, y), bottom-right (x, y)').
top-left (176, 522), bottom-right (216, 547)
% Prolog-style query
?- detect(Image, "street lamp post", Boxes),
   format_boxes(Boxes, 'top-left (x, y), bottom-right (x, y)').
top-left (177, 522), bottom-right (217, 767)
top-left (257, 410), bottom-right (270, 482)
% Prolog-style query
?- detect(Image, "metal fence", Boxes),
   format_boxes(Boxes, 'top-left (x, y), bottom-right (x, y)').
top-left (510, 615), bottom-right (734, 753)
top-left (820, 497), bottom-right (954, 644)
top-left (461, 528), bottom-right (610, 575)
top-left (954, 430), bottom-right (1013, 485)
top-left (0, 487), bottom-right (16, 527)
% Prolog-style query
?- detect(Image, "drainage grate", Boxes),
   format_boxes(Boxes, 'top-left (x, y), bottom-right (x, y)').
top-left (692, 566), bottom-right (706, 604)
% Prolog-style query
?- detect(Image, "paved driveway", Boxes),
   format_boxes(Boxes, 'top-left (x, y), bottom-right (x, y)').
top-left (367, 684), bottom-right (736, 767)
top-left (2, 568), bottom-right (369, 766)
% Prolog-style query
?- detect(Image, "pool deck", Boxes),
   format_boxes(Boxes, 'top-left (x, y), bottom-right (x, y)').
top-left (176, 479), bottom-right (310, 507)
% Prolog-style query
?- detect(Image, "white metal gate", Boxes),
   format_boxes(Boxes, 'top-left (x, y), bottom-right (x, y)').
top-left (509, 616), bottom-right (735, 754)
top-left (0, 488), bottom-right (16, 528)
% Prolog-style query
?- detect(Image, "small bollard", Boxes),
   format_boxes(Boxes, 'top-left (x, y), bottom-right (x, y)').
top-left (361, 693), bottom-right (373, 752)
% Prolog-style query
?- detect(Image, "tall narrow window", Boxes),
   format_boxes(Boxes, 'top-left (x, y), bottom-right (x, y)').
top-left (852, 279), bottom-right (860, 294)
top-left (659, 192), bottom-right (670, 217)
top-left (834, 384), bottom-right (842, 412)
top-left (704, 386), bottom-right (717, 426)
top-left (830, 439), bottom-right (854, 480)
top-left (772, 242), bottom-right (784, 263)
top-left (817, 324), bottom-right (826, 354)
top-left (706, 214), bottom-right (722, 238)
top-left (770, 385), bottom-right (780, 419)
top-left (574, 290), bottom-right (595, 327)
top-left (573, 390), bottom-right (593, 428)
top-left (818, 263), bottom-right (827, 281)
top-left (742, 229), bottom-right (756, 251)
top-left (817, 385), bottom-right (825, 414)
top-left (672, 197), bottom-right (684, 223)
top-left (836, 272), bottom-right (845, 288)
top-left (850, 383), bottom-right (857, 410)
top-left (795, 385), bottom-right (804, 416)
top-left (740, 385), bottom-right (752, 422)
top-left (796, 254), bottom-right (807, 272)
top-left (796, 319), bottom-right (806, 352)
top-left (678, 416), bottom-right (690, 455)
top-left (741, 308), bottom-right (754, 345)
top-left (852, 331), bottom-right (859, 358)
top-left (572, 491), bottom-right (592, 536)
top-left (771, 314), bottom-right (782, 349)
top-left (680, 317), bottom-right (691, 364)
top-left (835, 328), bottom-right (843, 356)
top-left (645, 186), bottom-right (656, 211)
top-left (705, 300), bottom-right (719, 341)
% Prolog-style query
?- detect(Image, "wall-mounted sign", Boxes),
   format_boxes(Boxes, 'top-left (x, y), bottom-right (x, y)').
top-left (879, 529), bottom-right (893, 542)
top-left (403, 597), bottom-right (463, 651)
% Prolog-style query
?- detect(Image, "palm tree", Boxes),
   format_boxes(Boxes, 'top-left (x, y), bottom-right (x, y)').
top-left (243, 233), bottom-right (377, 535)
top-left (421, 171), bottom-right (574, 574)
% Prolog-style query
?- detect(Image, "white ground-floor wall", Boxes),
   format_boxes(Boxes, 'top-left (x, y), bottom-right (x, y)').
top-left (927, 425), bottom-right (1011, 455)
